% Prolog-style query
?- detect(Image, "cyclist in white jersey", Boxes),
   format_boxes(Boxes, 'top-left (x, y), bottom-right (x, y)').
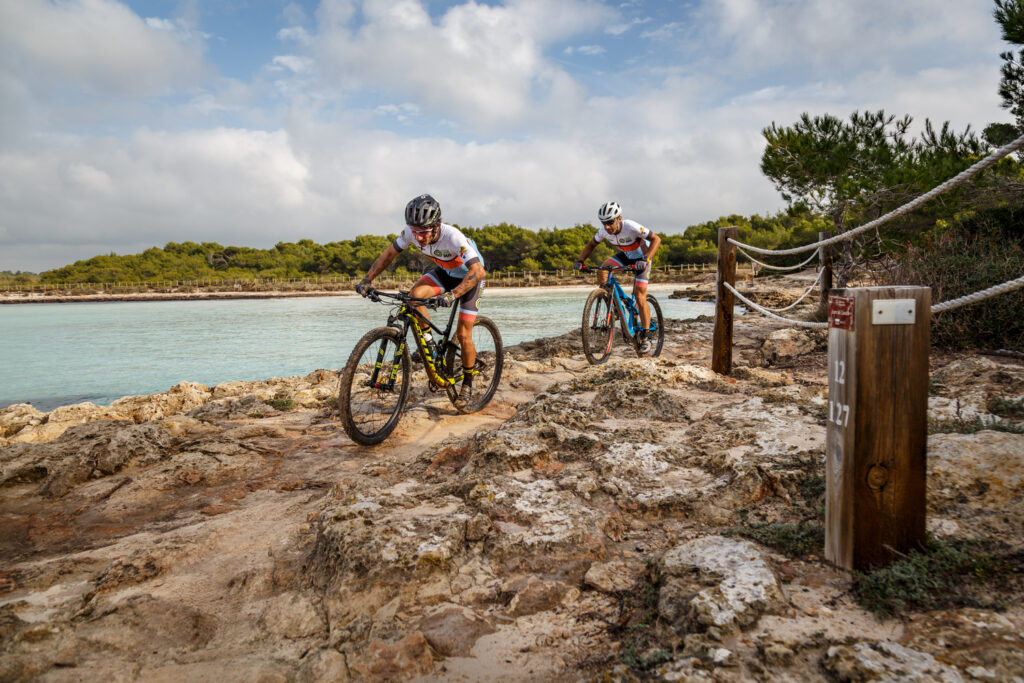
top-left (573, 201), bottom-right (661, 354)
top-left (356, 194), bottom-right (487, 408)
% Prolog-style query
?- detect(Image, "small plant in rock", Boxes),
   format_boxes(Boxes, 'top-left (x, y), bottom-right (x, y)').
top-left (929, 414), bottom-right (1024, 435)
top-left (988, 395), bottom-right (1024, 420)
top-left (853, 538), bottom-right (1024, 618)
top-left (264, 397), bottom-right (296, 411)
top-left (614, 563), bottom-right (672, 674)
top-left (800, 474), bottom-right (826, 501)
top-left (728, 521), bottom-right (825, 559)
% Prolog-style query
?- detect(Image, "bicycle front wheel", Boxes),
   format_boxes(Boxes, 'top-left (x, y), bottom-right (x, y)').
top-left (647, 295), bottom-right (665, 358)
top-left (443, 316), bottom-right (504, 414)
top-left (582, 288), bottom-right (616, 365)
top-left (338, 326), bottom-right (411, 445)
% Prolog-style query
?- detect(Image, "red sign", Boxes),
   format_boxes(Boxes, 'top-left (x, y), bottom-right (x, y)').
top-left (829, 296), bottom-right (855, 330)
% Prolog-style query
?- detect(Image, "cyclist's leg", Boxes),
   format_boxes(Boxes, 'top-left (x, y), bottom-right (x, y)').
top-left (602, 252), bottom-right (631, 288)
top-left (632, 258), bottom-right (653, 329)
top-left (411, 269), bottom-right (444, 331)
top-left (455, 277), bottom-right (484, 371)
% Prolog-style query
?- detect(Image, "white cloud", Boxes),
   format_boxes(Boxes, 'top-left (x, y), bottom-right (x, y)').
top-left (277, 26), bottom-right (312, 45)
top-left (0, 0), bottom-right (208, 94)
top-left (271, 55), bottom-right (313, 74)
top-left (311, 0), bottom-right (614, 130)
top-left (569, 44), bottom-right (606, 56)
top-left (0, 0), bottom-right (1012, 273)
top-left (695, 0), bottom-right (999, 76)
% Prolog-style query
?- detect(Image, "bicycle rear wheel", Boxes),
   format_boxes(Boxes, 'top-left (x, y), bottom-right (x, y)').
top-left (338, 326), bottom-right (411, 445)
top-left (443, 316), bottom-right (504, 413)
top-left (647, 295), bottom-right (665, 357)
top-left (582, 288), bottom-right (616, 365)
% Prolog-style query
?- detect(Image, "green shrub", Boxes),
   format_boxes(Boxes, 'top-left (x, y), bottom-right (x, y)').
top-left (728, 521), bottom-right (824, 559)
top-left (264, 398), bottom-right (296, 411)
top-left (853, 539), bottom-right (1024, 617)
top-left (929, 414), bottom-right (1024, 434)
top-left (988, 395), bottom-right (1024, 419)
top-left (891, 212), bottom-right (1024, 351)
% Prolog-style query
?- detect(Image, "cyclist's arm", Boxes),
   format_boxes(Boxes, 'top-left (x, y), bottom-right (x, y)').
top-left (364, 244), bottom-right (401, 283)
top-left (451, 261), bottom-right (486, 298)
top-left (577, 238), bottom-right (599, 263)
top-left (642, 232), bottom-right (661, 262)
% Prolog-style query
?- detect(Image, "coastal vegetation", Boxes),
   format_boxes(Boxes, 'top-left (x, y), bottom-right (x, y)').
top-left (18, 211), bottom-right (827, 286)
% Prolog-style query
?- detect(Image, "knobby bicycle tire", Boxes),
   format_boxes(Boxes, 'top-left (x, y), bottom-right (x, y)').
top-left (647, 295), bottom-right (665, 358)
top-left (443, 316), bottom-right (504, 413)
top-left (582, 288), bottom-right (616, 365)
top-left (617, 295), bottom-right (636, 355)
top-left (338, 326), bottom-right (411, 445)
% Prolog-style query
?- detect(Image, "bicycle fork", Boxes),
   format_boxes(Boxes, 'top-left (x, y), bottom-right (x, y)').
top-left (366, 338), bottom-right (405, 392)
top-left (594, 295), bottom-right (615, 356)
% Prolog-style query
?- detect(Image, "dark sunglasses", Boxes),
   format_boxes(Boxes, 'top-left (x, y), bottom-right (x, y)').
top-left (602, 219), bottom-right (618, 226)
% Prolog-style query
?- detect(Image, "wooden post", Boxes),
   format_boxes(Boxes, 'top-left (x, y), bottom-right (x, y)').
top-left (825, 286), bottom-right (930, 570)
top-left (712, 226), bottom-right (739, 374)
top-left (818, 232), bottom-right (833, 319)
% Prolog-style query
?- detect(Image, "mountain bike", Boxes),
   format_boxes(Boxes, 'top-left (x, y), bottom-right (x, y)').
top-left (579, 264), bottom-right (664, 364)
top-left (338, 289), bottom-right (503, 445)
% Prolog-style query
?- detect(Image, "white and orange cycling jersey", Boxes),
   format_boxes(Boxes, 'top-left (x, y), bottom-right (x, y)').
top-left (593, 219), bottom-right (651, 258)
top-left (393, 223), bottom-right (484, 278)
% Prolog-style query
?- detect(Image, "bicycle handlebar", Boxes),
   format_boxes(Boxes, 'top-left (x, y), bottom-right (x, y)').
top-left (578, 264), bottom-right (644, 273)
top-left (364, 288), bottom-right (442, 309)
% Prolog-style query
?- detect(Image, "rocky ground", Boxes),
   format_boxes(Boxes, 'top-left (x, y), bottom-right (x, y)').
top-left (2, 284), bottom-right (1023, 682)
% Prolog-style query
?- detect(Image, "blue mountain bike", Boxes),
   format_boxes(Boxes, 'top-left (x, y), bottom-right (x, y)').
top-left (579, 264), bottom-right (664, 364)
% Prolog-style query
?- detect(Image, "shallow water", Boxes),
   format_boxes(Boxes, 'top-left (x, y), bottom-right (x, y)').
top-left (0, 284), bottom-right (726, 410)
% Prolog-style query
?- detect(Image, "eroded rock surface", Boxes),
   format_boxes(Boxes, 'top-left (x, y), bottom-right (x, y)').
top-left (2, 301), bottom-right (1022, 682)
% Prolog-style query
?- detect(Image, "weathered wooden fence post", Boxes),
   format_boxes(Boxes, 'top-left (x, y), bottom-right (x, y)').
top-left (826, 286), bottom-right (930, 569)
top-left (712, 226), bottom-right (739, 374)
top-left (818, 232), bottom-right (833, 319)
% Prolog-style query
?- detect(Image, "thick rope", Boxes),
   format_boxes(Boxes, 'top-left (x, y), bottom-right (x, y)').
top-left (728, 132), bottom-right (1024, 256)
top-left (722, 282), bottom-right (828, 328)
top-left (931, 274), bottom-right (1024, 313)
top-left (760, 268), bottom-right (825, 313)
top-left (735, 245), bottom-right (820, 271)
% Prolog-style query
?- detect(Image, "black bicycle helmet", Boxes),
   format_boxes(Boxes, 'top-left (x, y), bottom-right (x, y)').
top-left (405, 194), bottom-right (442, 227)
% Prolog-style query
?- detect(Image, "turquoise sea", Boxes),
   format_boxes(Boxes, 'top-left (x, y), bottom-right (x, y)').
top-left (0, 285), bottom-right (727, 411)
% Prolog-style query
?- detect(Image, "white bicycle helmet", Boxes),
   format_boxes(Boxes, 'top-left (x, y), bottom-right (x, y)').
top-left (597, 201), bottom-right (621, 223)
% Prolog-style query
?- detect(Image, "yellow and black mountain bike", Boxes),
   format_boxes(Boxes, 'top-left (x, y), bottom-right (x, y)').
top-left (338, 289), bottom-right (503, 445)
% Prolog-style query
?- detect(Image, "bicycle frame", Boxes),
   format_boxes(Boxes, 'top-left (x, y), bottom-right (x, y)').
top-left (583, 266), bottom-right (652, 337)
top-left (367, 291), bottom-right (464, 390)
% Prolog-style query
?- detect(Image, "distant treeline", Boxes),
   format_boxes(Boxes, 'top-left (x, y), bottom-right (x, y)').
top-left (29, 212), bottom-right (828, 284)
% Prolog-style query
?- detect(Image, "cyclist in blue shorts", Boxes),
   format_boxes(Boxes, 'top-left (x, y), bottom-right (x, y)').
top-left (573, 201), bottom-right (662, 354)
top-left (356, 194), bottom-right (487, 408)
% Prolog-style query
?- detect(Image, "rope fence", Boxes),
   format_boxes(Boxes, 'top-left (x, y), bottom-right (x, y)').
top-left (727, 131), bottom-right (1024, 257)
top-left (724, 281), bottom-right (828, 328)
top-left (715, 131), bottom-right (1024, 323)
top-left (735, 245), bottom-right (820, 272)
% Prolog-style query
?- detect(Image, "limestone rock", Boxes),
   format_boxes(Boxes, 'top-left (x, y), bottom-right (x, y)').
top-left (0, 403), bottom-right (45, 439)
top-left (416, 605), bottom-right (495, 656)
top-left (584, 561), bottom-right (637, 593)
top-left (660, 535), bottom-right (786, 632)
top-left (259, 591), bottom-right (326, 639)
top-left (0, 419), bottom-right (173, 497)
top-left (758, 328), bottom-right (820, 365)
top-left (108, 381), bottom-right (211, 423)
top-left (349, 632), bottom-right (433, 681)
top-left (822, 641), bottom-right (964, 682)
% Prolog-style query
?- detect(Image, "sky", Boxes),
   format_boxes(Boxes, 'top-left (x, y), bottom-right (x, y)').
top-left (0, 0), bottom-right (1013, 273)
